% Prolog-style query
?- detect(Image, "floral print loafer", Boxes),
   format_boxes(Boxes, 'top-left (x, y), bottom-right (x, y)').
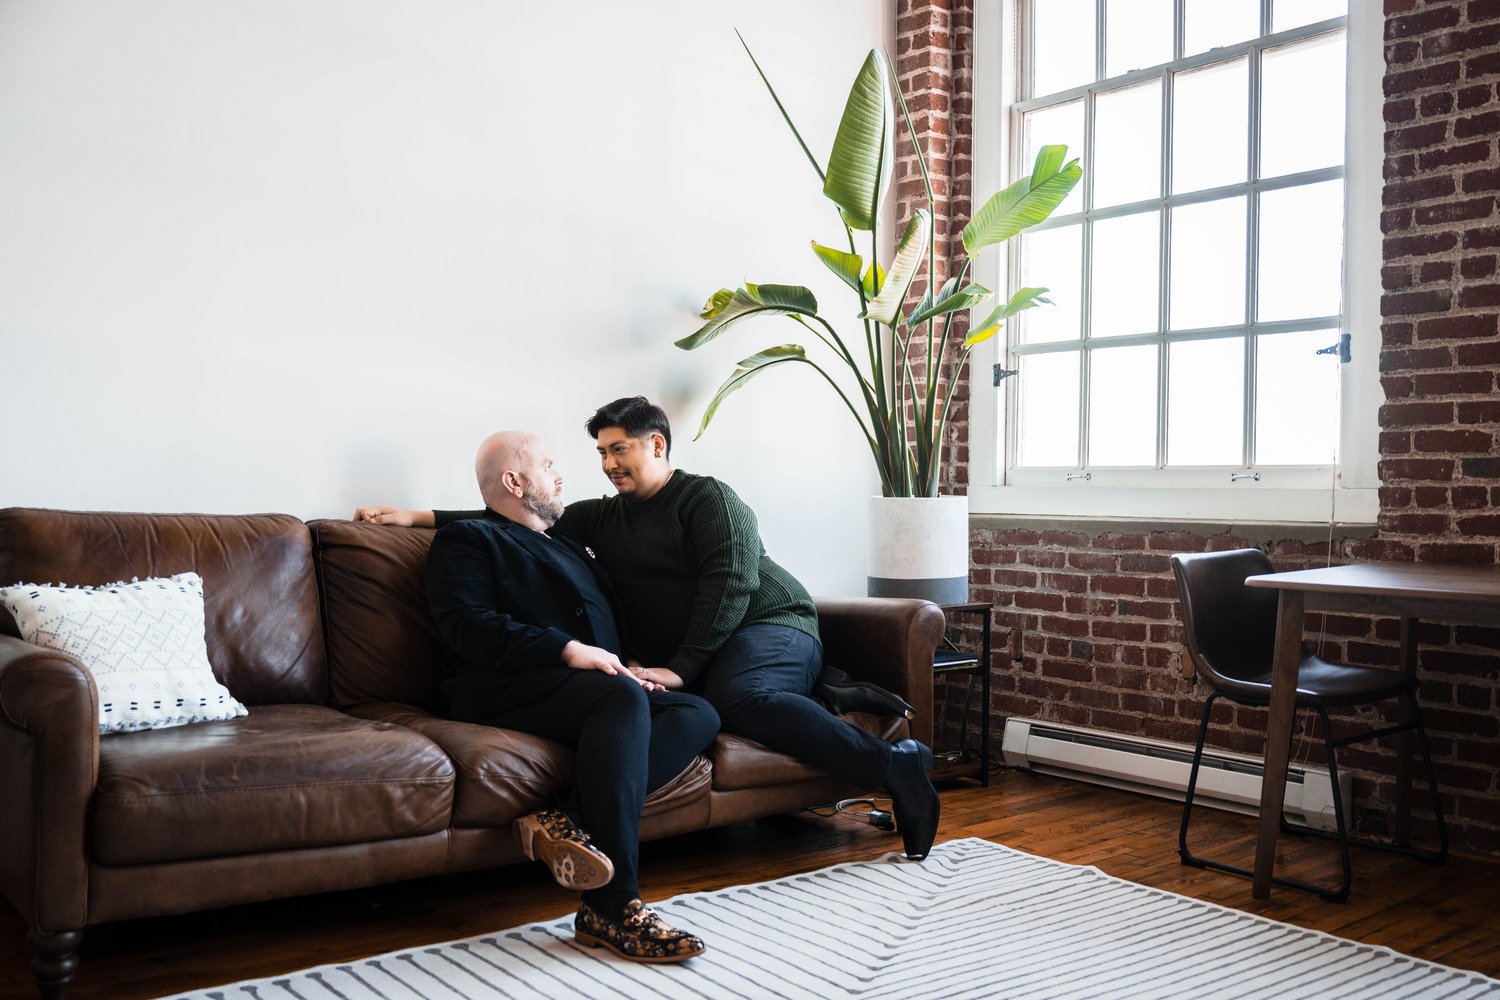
top-left (574, 899), bottom-right (707, 963)
top-left (513, 808), bottom-right (615, 891)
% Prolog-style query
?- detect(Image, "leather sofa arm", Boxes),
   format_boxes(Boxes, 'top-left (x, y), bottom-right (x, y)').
top-left (0, 634), bottom-right (98, 934)
top-left (814, 597), bottom-right (945, 747)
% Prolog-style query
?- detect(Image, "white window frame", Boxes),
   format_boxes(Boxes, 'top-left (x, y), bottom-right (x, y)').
top-left (967, 0), bottom-right (1382, 524)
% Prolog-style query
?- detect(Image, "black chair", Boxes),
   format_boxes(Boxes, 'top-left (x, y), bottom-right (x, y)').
top-left (1170, 548), bottom-right (1447, 902)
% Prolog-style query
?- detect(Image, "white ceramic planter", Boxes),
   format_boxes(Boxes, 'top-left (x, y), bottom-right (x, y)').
top-left (867, 495), bottom-right (970, 606)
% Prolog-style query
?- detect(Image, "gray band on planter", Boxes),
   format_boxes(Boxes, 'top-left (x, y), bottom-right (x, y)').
top-left (866, 576), bottom-right (968, 605)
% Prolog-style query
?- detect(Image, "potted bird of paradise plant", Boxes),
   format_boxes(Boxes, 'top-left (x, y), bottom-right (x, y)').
top-left (678, 37), bottom-right (1081, 604)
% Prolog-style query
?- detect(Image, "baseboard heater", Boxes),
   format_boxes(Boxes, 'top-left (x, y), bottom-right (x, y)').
top-left (1001, 717), bottom-right (1351, 833)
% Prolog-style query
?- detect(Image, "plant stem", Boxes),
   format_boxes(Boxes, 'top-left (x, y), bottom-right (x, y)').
top-left (802, 357), bottom-right (894, 495)
top-left (930, 344), bottom-right (975, 496)
top-left (890, 52), bottom-right (940, 496)
top-left (847, 227), bottom-right (884, 423)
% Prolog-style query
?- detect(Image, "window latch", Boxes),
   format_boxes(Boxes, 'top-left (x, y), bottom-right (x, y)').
top-left (1230, 472), bottom-right (1260, 483)
top-left (1315, 333), bottom-right (1351, 363)
top-left (993, 365), bottom-right (1019, 387)
top-left (1066, 472), bottom-right (1091, 481)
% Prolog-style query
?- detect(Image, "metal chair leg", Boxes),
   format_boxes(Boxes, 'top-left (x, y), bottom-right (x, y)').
top-left (1179, 694), bottom-right (1349, 902)
top-left (1296, 696), bottom-right (1447, 865)
top-left (1410, 695), bottom-right (1450, 861)
top-left (1179, 693), bottom-right (1218, 866)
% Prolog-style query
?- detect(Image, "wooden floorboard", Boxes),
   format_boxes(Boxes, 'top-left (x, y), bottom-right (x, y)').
top-left (0, 768), bottom-right (1494, 999)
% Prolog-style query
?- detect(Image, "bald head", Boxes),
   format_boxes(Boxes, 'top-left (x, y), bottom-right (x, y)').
top-left (475, 431), bottom-right (564, 528)
top-left (476, 431), bottom-right (539, 504)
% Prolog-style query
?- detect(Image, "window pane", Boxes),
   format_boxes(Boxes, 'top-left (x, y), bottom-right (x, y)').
top-left (1023, 101), bottom-right (1085, 215)
top-left (1018, 224), bottom-right (1082, 345)
top-left (1272, 0), bottom-right (1346, 32)
top-left (1106, 0), bottom-right (1173, 78)
top-left (1260, 33), bottom-right (1346, 179)
top-left (1170, 196), bottom-right (1246, 330)
top-left (1184, 0), bottom-right (1260, 55)
top-left (1172, 58), bottom-right (1248, 194)
top-left (1090, 211), bottom-right (1160, 338)
top-left (1034, 0), bottom-right (1097, 97)
top-left (1088, 344), bottom-right (1158, 466)
top-left (1256, 330), bottom-right (1339, 465)
top-left (1093, 80), bottom-right (1161, 208)
top-left (1258, 179), bottom-right (1343, 322)
top-left (1016, 351), bottom-right (1081, 466)
top-left (1167, 337), bottom-right (1244, 465)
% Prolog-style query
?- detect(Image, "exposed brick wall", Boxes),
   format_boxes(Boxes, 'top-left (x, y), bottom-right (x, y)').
top-left (902, 0), bottom-right (1500, 854)
top-left (894, 0), bottom-right (974, 495)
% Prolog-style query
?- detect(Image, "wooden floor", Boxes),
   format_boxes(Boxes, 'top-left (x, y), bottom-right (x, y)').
top-left (2, 768), bottom-right (1496, 999)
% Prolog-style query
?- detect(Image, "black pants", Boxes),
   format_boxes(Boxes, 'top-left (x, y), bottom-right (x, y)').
top-left (698, 624), bottom-right (892, 789)
top-left (478, 669), bottom-right (719, 907)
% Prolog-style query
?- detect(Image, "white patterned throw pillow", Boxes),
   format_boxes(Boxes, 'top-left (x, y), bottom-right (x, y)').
top-left (0, 572), bottom-right (249, 733)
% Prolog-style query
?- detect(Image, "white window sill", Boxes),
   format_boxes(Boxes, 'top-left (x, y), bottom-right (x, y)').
top-left (966, 484), bottom-right (1379, 525)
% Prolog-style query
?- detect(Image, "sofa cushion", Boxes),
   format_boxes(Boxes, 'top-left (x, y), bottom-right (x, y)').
top-left (347, 703), bottom-right (572, 826)
top-left (349, 703), bottom-right (713, 828)
top-left (91, 704), bottom-right (454, 865)
top-left (0, 508), bottom-right (327, 706)
top-left (310, 520), bottom-right (448, 712)
top-left (707, 712), bottom-right (908, 791)
top-left (0, 573), bottom-right (249, 733)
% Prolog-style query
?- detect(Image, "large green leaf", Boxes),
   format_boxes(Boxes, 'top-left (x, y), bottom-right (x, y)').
top-left (965, 286), bottom-right (1052, 346)
top-left (903, 276), bottom-right (946, 330)
top-left (862, 210), bottom-right (930, 325)
top-left (811, 241), bottom-right (865, 294)
top-left (961, 144), bottom-right (1081, 256)
top-left (677, 284), bottom-right (818, 351)
top-left (823, 50), bottom-right (893, 232)
top-left (908, 281), bottom-right (992, 327)
top-left (693, 345), bottom-right (807, 439)
top-left (862, 260), bottom-right (885, 298)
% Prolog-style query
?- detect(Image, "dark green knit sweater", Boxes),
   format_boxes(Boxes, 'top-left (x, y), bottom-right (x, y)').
top-left (435, 470), bottom-right (819, 687)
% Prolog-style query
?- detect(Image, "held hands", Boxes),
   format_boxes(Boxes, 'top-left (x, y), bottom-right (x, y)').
top-left (565, 642), bottom-right (664, 691)
top-left (628, 663), bottom-right (685, 691)
top-left (352, 506), bottom-right (433, 527)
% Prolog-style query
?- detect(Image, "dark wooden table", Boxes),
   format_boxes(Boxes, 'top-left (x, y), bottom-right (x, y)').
top-left (1243, 561), bottom-right (1500, 899)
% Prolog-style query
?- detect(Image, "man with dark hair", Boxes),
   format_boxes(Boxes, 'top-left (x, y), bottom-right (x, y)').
top-left (422, 430), bottom-right (717, 962)
top-left (357, 397), bottom-right (940, 859)
top-left (585, 395), bottom-right (673, 457)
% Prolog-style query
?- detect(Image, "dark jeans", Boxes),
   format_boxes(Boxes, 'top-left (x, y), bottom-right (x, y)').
top-left (698, 624), bottom-right (892, 789)
top-left (478, 670), bottom-right (719, 908)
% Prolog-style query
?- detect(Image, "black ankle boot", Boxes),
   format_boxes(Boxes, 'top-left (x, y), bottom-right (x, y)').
top-left (881, 738), bottom-right (939, 859)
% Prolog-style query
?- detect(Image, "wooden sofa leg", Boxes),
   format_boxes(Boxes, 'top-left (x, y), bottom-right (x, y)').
top-left (27, 928), bottom-right (82, 1000)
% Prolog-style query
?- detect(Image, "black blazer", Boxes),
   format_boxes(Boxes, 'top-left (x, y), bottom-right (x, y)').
top-left (425, 509), bottom-right (628, 721)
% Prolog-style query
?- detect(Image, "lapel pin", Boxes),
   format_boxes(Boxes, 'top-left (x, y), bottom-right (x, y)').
top-left (585, 546), bottom-right (596, 558)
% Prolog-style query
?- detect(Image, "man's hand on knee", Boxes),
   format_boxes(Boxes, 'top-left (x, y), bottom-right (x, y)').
top-left (562, 640), bottom-right (625, 674)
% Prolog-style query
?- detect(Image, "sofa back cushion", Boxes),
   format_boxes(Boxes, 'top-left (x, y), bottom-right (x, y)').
top-left (0, 508), bottom-right (327, 706)
top-left (310, 519), bottom-right (447, 712)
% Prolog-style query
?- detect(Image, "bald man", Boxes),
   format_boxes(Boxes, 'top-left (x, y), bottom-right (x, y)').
top-left (423, 431), bottom-right (716, 962)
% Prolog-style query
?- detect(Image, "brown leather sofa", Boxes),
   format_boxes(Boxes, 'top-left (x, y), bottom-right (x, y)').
top-left (0, 507), bottom-right (945, 999)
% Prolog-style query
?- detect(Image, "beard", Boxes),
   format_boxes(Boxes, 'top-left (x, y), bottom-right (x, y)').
top-left (519, 475), bottom-right (565, 527)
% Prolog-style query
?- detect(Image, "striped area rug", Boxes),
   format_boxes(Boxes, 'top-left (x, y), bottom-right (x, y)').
top-left (169, 838), bottom-right (1499, 1000)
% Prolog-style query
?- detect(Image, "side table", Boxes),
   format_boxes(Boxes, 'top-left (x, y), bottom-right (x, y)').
top-left (932, 602), bottom-right (992, 786)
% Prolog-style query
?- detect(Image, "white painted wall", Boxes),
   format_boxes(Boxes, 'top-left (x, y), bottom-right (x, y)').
top-left (0, 1), bottom-right (894, 595)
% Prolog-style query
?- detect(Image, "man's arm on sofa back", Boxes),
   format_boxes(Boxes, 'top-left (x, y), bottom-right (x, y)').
top-left (0, 634), bottom-right (98, 935)
top-left (813, 598), bottom-right (944, 748)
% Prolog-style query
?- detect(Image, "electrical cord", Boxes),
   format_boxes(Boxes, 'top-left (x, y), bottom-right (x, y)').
top-left (804, 797), bottom-right (896, 831)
